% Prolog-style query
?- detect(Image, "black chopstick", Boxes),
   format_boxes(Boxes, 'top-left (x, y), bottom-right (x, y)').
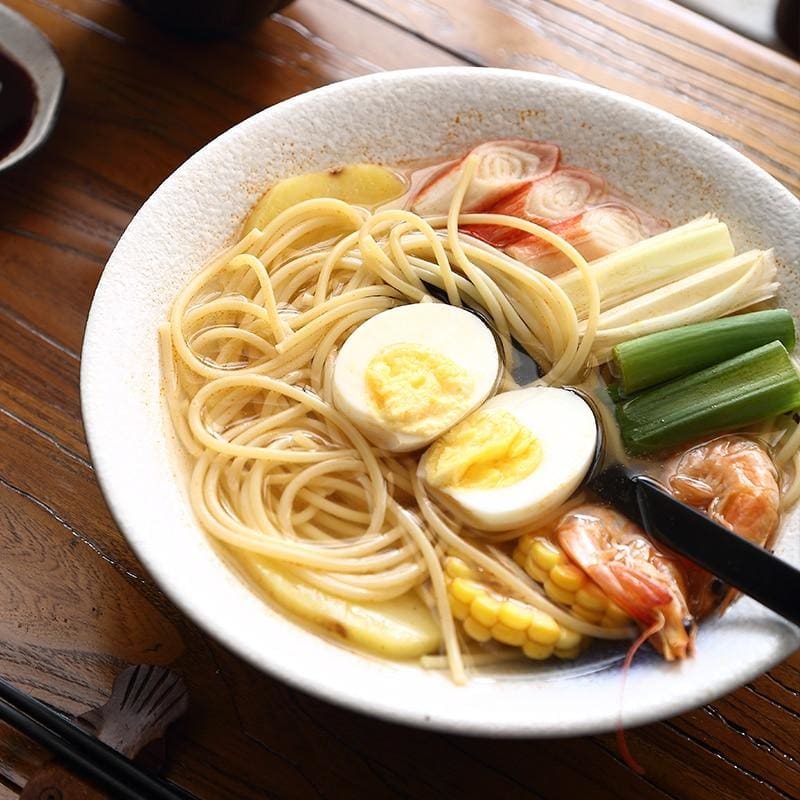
top-left (0, 676), bottom-right (198, 800)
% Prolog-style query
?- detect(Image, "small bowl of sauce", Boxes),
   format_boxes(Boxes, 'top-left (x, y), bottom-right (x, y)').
top-left (0, 5), bottom-right (64, 172)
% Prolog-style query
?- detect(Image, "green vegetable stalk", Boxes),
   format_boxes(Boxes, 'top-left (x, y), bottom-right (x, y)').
top-left (616, 340), bottom-right (800, 454)
top-left (611, 309), bottom-right (796, 395)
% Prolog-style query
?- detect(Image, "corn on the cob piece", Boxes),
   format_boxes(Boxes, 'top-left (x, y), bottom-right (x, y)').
top-left (513, 534), bottom-right (631, 627)
top-left (444, 556), bottom-right (586, 661)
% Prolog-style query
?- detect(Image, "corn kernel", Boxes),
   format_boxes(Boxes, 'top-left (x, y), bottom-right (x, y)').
top-left (498, 599), bottom-right (533, 631)
top-left (550, 563), bottom-right (585, 593)
top-left (544, 578), bottom-right (575, 606)
top-left (524, 556), bottom-right (549, 584)
top-left (512, 549), bottom-right (528, 569)
top-left (523, 641), bottom-right (554, 660)
top-left (554, 645), bottom-right (581, 660)
top-left (445, 556), bottom-right (474, 580)
top-left (516, 534), bottom-right (533, 555)
top-left (531, 538), bottom-right (566, 571)
top-left (575, 583), bottom-right (608, 612)
top-left (449, 596), bottom-right (470, 621)
top-left (471, 593), bottom-right (501, 628)
top-left (604, 601), bottom-right (631, 625)
top-left (491, 622), bottom-right (527, 647)
top-left (463, 616), bottom-right (492, 642)
top-left (556, 626), bottom-right (582, 651)
top-left (572, 605), bottom-right (604, 625)
top-left (450, 577), bottom-right (482, 605)
top-left (527, 609), bottom-right (561, 645)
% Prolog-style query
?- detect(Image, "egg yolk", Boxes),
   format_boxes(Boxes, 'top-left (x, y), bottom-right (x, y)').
top-left (366, 344), bottom-right (474, 435)
top-left (424, 409), bottom-right (542, 489)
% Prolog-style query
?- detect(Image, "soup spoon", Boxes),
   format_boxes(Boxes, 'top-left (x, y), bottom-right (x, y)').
top-left (420, 284), bottom-right (800, 626)
top-left (584, 426), bottom-right (800, 628)
top-left (421, 281), bottom-right (540, 383)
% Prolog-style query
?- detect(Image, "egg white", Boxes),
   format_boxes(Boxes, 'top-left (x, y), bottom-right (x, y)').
top-left (332, 303), bottom-right (500, 452)
top-left (419, 386), bottom-right (598, 530)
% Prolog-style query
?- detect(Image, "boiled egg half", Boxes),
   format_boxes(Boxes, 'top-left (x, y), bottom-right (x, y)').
top-left (418, 386), bottom-right (597, 530)
top-left (332, 303), bottom-right (500, 452)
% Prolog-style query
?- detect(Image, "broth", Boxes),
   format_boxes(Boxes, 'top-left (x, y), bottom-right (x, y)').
top-left (162, 139), bottom-right (794, 683)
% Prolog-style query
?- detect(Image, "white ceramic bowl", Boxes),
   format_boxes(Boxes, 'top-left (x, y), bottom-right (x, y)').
top-left (82, 68), bottom-right (800, 736)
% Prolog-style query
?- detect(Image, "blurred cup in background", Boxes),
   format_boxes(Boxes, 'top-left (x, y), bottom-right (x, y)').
top-left (122, 0), bottom-right (294, 38)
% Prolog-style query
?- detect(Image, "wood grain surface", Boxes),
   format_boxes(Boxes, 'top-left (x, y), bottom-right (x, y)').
top-left (1, 1), bottom-right (798, 798)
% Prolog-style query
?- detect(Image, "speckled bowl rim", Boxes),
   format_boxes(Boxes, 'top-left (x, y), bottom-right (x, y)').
top-left (81, 68), bottom-right (800, 738)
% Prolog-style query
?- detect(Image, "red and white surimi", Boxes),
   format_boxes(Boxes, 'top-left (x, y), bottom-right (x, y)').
top-left (506, 205), bottom-right (649, 277)
top-left (492, 167), bottom-right (607, 226)
top-left (463, 167), bottom-right (609, 249)
top-left (411, 140), bottom-right (560, 217)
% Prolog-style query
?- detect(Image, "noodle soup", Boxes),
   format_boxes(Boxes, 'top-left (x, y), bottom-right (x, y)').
top-left (161, 140), bottom-right (797, 684)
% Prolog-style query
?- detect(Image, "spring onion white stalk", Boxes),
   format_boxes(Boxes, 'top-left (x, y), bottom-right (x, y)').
top-left (588, 250), bottom-right (778, 362)
top-left (556, 215), bottom-right (734, 319)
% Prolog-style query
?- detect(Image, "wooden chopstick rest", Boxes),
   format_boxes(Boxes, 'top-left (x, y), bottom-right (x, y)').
top-left (19, 665), bottom-right (188, 800)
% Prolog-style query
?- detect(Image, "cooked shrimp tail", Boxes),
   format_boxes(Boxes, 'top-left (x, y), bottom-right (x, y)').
top-left (557, 504), bottom-right (694, 660)
top-left (594, 563), bottom-right (672, 621)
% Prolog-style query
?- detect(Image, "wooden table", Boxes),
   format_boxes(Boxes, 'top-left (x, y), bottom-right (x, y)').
top-left (1, 1), bottom-right (798, 798)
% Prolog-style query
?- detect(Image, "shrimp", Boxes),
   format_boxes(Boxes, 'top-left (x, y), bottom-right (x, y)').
top-left (667, 436), bottom-right (779, 545)
top-left (557, 504), bottom-right (694, 660)
top-left (666, 435), bottom-right (780, 618)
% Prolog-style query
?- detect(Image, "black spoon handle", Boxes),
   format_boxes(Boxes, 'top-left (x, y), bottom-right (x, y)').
top-left (590, 464), bottom-right (800, 627)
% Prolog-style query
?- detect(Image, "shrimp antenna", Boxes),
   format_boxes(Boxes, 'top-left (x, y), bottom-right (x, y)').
top-left (616, 613), bottom-right (665, 775)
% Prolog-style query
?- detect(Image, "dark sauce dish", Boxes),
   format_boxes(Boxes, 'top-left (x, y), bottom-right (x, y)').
top-left (0, 5), bottom-right (64, 174)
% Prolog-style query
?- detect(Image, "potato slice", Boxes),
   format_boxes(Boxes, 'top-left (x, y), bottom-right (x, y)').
top-left (244, 163), bottom-right (406, 244)
top-left (248, 558), bottom-right (441, 659)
